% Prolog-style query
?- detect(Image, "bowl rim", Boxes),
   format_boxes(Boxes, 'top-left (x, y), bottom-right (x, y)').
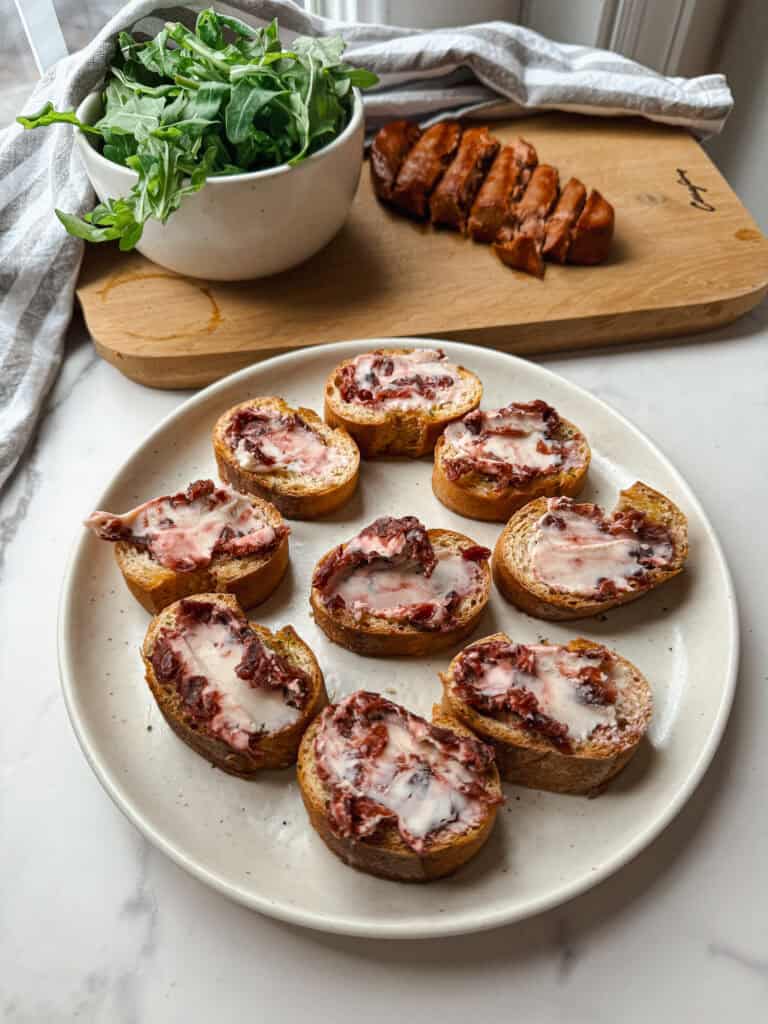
top-left (75, 85), bottom-right (363, 185)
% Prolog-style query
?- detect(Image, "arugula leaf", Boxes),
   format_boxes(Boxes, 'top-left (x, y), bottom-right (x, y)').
top-left (293, 35), bottom-right (345, 67)
top-left (95, 90), bottom-right (166, 140)
top-left (56, 197), bottom-right (144, 250)
top-left (55, 208), bottom-right (122, 243)
top-left (225, 80), bottom-right (286, 144)
top-left (18, 9), bottom-right (378, 250)
top-left (117, 31), bottom-right (142, 65)
top-left (214, 12), bottom-right (259, 40)
top-left (108, 66), bottom-right (179, 98)
top-left (165, 22), bottom-right (233, 74)
top-left (233, 128), bottom-right (281, 169)
top-left (135, 29), bottom-right (181, 79)
top-left (17, 102), bottom-right (102, 135)
top-left (183, 81), bottom-right (230, 122)
top-left (340, 66), bottom-right (379, 89)
top-left (195, 8), bottom-right (225, 50)
top-left (101, 130), bottom-right (137, 165)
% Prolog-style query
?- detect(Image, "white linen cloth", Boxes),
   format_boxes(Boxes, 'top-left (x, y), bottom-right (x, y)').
top-left (0, 0), bottom-right (733, 489)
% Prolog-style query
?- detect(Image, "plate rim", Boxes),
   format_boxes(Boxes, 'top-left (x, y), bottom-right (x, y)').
top-left (57, 338), bottom-right (740, 939)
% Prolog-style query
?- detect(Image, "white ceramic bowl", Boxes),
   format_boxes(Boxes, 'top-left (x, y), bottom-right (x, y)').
top-left (75, 89), bottom-right (364, 280)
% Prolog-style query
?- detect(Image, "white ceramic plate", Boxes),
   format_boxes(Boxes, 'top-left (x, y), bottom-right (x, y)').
top-left (58, 339), bottom-right (738, 938)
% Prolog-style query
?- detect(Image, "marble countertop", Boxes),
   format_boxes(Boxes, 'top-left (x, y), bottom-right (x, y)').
top-left (2, 306), bottom-right (767, 1022)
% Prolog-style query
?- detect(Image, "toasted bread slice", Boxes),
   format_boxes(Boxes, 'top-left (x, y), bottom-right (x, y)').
top-left (142, 594), bottom-right (327, 776)
top-left (213, 397), bottom-right (359, 519)
top-left (323, 348), bottom-right (482, 458)
top-left (492, 481), bottom-right (688, 620)
top-left (297, 692), bottom-right (501, 881)
top-left (432, 403), bottom-right (591, 522)
top-left (115, 527), bottom-right (288, 615)
top-left (86, 480), bottom-right (289, 615)
top-left (440, 633), bottom-right (652, 794)
top-left (311, 523), bottom-right (492, 656)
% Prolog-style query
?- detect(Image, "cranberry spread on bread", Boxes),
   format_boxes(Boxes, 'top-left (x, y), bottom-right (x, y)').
top-left (313, 515), bottom-right (489, 631)
top-left (451, 638), bottom-right (625, 754)
top-left (335, 349), bottom-right (474, 412)
top-left (492, 482), bottom-right (688, 620)
top-left (530, 497), bottom-right (676, 599)
top-left (151, 598), bottom-right (310, 745)
top-left (441, 634), bottom-right (653, 794)
top-left (433, 401), bottom-right (590, 522)
top-left (86, 479), bottom-right (286, 572)
top-left (213, 397), bottom-right (359, 519)
top-left (297, 691), bottom-right (501, 879)
top-left (86, 480), bottom-right (290, 613)
top-left (142, 594), bottom-right (327, 775)
top-left (324, 348), bottom-right (482, 458)
top-left (311, 515), bottom-right (491, 655)
top-left (442, 401), bottom-right (585, 488)
top-left (224, 405), bottom-right (349, 478)
top-left (313, 691), bottom-right (501, 853)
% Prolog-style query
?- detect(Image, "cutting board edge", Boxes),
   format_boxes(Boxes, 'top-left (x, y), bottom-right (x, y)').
top-left (89, 281), bottom-right (767, 390)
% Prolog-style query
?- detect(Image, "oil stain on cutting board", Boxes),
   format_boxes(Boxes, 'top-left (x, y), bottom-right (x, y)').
top-left (76, 113), bottom-right (768, 389)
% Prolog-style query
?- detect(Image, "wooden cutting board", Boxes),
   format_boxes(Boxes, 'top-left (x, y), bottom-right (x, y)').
top-left (76, 113), bottom-right (768, 389)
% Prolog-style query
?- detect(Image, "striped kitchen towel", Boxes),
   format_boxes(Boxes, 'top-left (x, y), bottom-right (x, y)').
top-left (0, 0), bottom-right (733, 489)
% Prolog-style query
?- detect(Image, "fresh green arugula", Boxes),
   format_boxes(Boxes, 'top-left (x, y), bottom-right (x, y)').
top-left (17, 9), bottom-right (377, 251)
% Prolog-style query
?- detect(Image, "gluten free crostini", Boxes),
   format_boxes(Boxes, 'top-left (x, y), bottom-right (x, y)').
top-left (142, 594), bottom-right (327, 776)
top-left (492, 481), bottom-right (688, 620)
top-left (310, 515), bottom-right (491, 656)
top-left (324, 348), bottom-right (482, 457)
top-left (440, 633), bottom-right (652, 794)
top-left (85, 479), bottom-right (289, 614)
top-left (297, 690), bottom-right (502, 881)
top-left (213, 397), bottom-right (359, 519)
top-left (432, 399), bottom-right (590, 522)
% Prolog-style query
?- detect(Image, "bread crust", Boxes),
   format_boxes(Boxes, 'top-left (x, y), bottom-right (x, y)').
top-left (141, 594), bottom-right (328, 777)
top-left (310, 528), bottom-right (491, 656)
top-left (492, 481), bottom-right (688, 620)
top-left (440, 633), bottom-right (652, 794)
top-left (432, 414), bottom-right (590, 522)
top-left (323, 348), bottom-right (482, 458)
top-left (213, 397), bottom-right (360, 519)
top-left (113, 497), bottom-right (289, 615)
top-left (297, 703), bottom-right (501, 881)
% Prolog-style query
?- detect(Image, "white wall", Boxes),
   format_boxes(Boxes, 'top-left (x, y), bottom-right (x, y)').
top-left (706, 0), bottom-right (768, 229)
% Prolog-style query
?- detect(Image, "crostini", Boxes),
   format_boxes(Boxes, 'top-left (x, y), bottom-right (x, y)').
top-left (492, 481), bottom-right (688, 620)
top-left (441, 633), bottom-right (652, 794)
top-left (432, 399), bottom-right (590, 522)
top-left (323, 348), bottom-right (482, 458)
top-left (297, 690), bottom-right (502, 881)
top-left (213, 397), bottom-right (359, 519)
top-left (85, 479), bottom-right (289, 614)
top-left (142, 594), bottom-right (327, 776)
top-left (310, 515), bottom-right (491, 656)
